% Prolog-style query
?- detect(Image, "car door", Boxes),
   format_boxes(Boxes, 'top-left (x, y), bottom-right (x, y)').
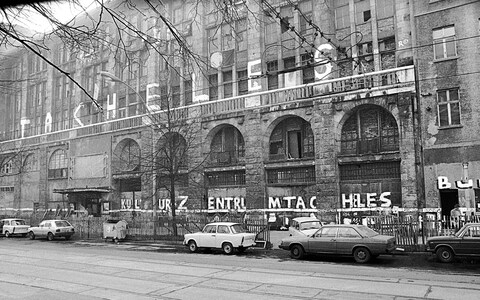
top-left (336, 227), bottom-right (363, 255)
top-left (39, 221), bottom-right (51, 237)
top-left (308, 227), bottom-right (338, 254)
top-left (459, 225), bottom-right (480, 255)
top-left (199, 224), bottom-right (217, 248)
top-left (216, 225), bottom-right (232, 247)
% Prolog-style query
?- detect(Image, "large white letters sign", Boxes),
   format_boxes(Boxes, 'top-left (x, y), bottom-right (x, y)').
top-left (341, 192), bottom-right (392, 208)
top-left (314, 44), bottom-right (334, 80)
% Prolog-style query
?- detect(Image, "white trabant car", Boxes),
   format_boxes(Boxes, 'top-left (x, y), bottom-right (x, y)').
top-left (28, 219), bottom-right (75, 241)
top-left (289, 217), bottom-right (325, 237)
top-left (0, 218), bottom-right (30, 237)
top-left (184, 222), bottom-right (256, 254)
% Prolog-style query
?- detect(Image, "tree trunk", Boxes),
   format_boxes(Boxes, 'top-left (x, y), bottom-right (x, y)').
top-left (170, 174), bottom-right (177, 237)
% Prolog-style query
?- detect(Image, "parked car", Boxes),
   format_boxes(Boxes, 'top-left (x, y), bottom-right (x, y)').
top-left (28, 220), bottom-right (75, 241)
top-left (183, 222), bottom-right (256, 254)
top-left (0, 218), bottom-right (30, 237)
top-left (288, 217), bottom-right (325, 237)
top-left (279, 224), bottom-right (399, 263)
top-left (426, 223), bottom-right (480, 263)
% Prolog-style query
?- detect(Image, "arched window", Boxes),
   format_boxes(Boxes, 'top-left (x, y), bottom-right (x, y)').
top-left (210, 125), bottom-right (245, 165)
top-left (341, 105), bottom-right (399, 155)
top-left (114, 139), bottom-right (141, 172)
top-left (23, 153), bottom-right (38, 172)
top-left (1, 157), bottom-right (13, 174)
top-left (269, 117), bottom-right (314, 160)
top-left (48, 149), bottom-right (68, 178)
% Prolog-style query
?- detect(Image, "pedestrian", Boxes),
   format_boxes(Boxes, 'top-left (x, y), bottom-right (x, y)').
top-left (450, 204), bottom-right (461, 218)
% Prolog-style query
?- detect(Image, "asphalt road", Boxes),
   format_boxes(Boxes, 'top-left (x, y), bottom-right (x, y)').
top-left (1, 236), bottom-right (479, 299)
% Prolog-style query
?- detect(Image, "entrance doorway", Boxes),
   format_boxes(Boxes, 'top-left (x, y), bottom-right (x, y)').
top-left (440, 189), bottom-right (459, 218)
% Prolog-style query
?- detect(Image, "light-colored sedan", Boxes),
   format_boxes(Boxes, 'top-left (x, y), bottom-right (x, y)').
top-left (288, 217), bottom-right (325, 237)
top-left (28, 220), bottom-right (75, 241)
top-left (1, 218), bottom-right (30, 237)
top-left (184, 222), bottom-right (256, 254)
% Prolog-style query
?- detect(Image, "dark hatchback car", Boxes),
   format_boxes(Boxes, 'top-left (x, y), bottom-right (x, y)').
top-left (279, 224), bottom-right (399, 263)
top-left (426, 223), bottom-right (480, 263)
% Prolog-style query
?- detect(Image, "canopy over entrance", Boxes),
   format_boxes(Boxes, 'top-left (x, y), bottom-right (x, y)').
top-left (53, 187), bottom-right (113, 216)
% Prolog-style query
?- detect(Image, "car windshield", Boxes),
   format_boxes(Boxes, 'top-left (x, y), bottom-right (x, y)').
top-left (13, 220), bottom-right (26, 225)
top-left (299, 221), bottom-right (322, 230)
top-left (355, 226), bottom-right (379, 237)
top-left (230, 224), bottom-right (247, 234)
top-left (457, 225), bottom-right (480, 237)
top-left (55, 221), bottom-right (71, 227)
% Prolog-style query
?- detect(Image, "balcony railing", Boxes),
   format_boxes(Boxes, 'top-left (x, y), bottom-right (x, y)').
top-left (209, 150), bottom-right (245, 166)
top-left (0, 66), bottom-right (414, 147)
top-left (201, 65), bottom-right (414, 115)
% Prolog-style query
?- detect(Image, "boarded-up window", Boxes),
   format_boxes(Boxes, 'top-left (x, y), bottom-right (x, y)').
top-left (72, 154), bottom-right (107, 179)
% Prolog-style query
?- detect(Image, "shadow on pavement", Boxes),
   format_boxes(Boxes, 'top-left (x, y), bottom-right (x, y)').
top-left (71, 236), bottom-right (480, 274)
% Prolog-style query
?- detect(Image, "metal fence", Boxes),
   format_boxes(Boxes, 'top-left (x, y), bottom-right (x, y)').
top-left (5, 209), bottom-right (479, 252)
top-left (20, 211), bottom-right (271, 247)
top-left (366, 214), bottom-right (480, 252)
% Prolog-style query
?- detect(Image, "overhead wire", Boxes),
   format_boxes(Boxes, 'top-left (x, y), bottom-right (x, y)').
top-left (2, 0), bottom-right (480, 139)
top-left (2, 66), bottom-right (480, 140)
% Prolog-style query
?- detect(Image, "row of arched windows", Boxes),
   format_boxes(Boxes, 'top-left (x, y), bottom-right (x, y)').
top-left (2, 105), bottom-right (399, 180)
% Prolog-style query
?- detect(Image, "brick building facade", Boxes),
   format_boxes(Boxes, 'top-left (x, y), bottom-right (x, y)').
top-left (414, 0), bottom-right (480, 219)
top-left (4, 0), bottom-right (472, 224)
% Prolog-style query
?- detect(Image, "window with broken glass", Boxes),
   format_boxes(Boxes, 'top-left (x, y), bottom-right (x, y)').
top-left (210, 126), bottom-right (245, 166)
top-left (341, 106), bottom-right (399, 155)
top-left (269, 117), bottom-right (314, 161)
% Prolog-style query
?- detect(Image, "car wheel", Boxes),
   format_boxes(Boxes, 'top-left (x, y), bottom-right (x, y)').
top-left (353, 247), bottom-right (371, 263)
top-left (47, 232), bottom-right (54, 241)
top-left (222, 242), bottom-right (234, 255)
top-left (65, 236), bottom-right (71, 241)
top-left (28, 231), bottom-right (35, 240)
top-left (436, 246), bottom-right (454, 263)
top-left (4, 231), bottom-right (10, 238)
top-left (290, 244), bottom-right (305, 259)
top-left (188, 240), bottom-right (198, 253)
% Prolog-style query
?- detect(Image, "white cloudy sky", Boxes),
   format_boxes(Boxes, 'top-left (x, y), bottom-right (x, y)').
top-left (4, 0), bottom-right (98, 33)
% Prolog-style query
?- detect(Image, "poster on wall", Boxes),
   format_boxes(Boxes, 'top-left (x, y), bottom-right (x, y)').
top-left (247, 59), bottom-right (262, 91)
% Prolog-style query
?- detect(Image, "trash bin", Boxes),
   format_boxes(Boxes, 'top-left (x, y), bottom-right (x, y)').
top-left (103, 219), bottom-right (127, 242)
